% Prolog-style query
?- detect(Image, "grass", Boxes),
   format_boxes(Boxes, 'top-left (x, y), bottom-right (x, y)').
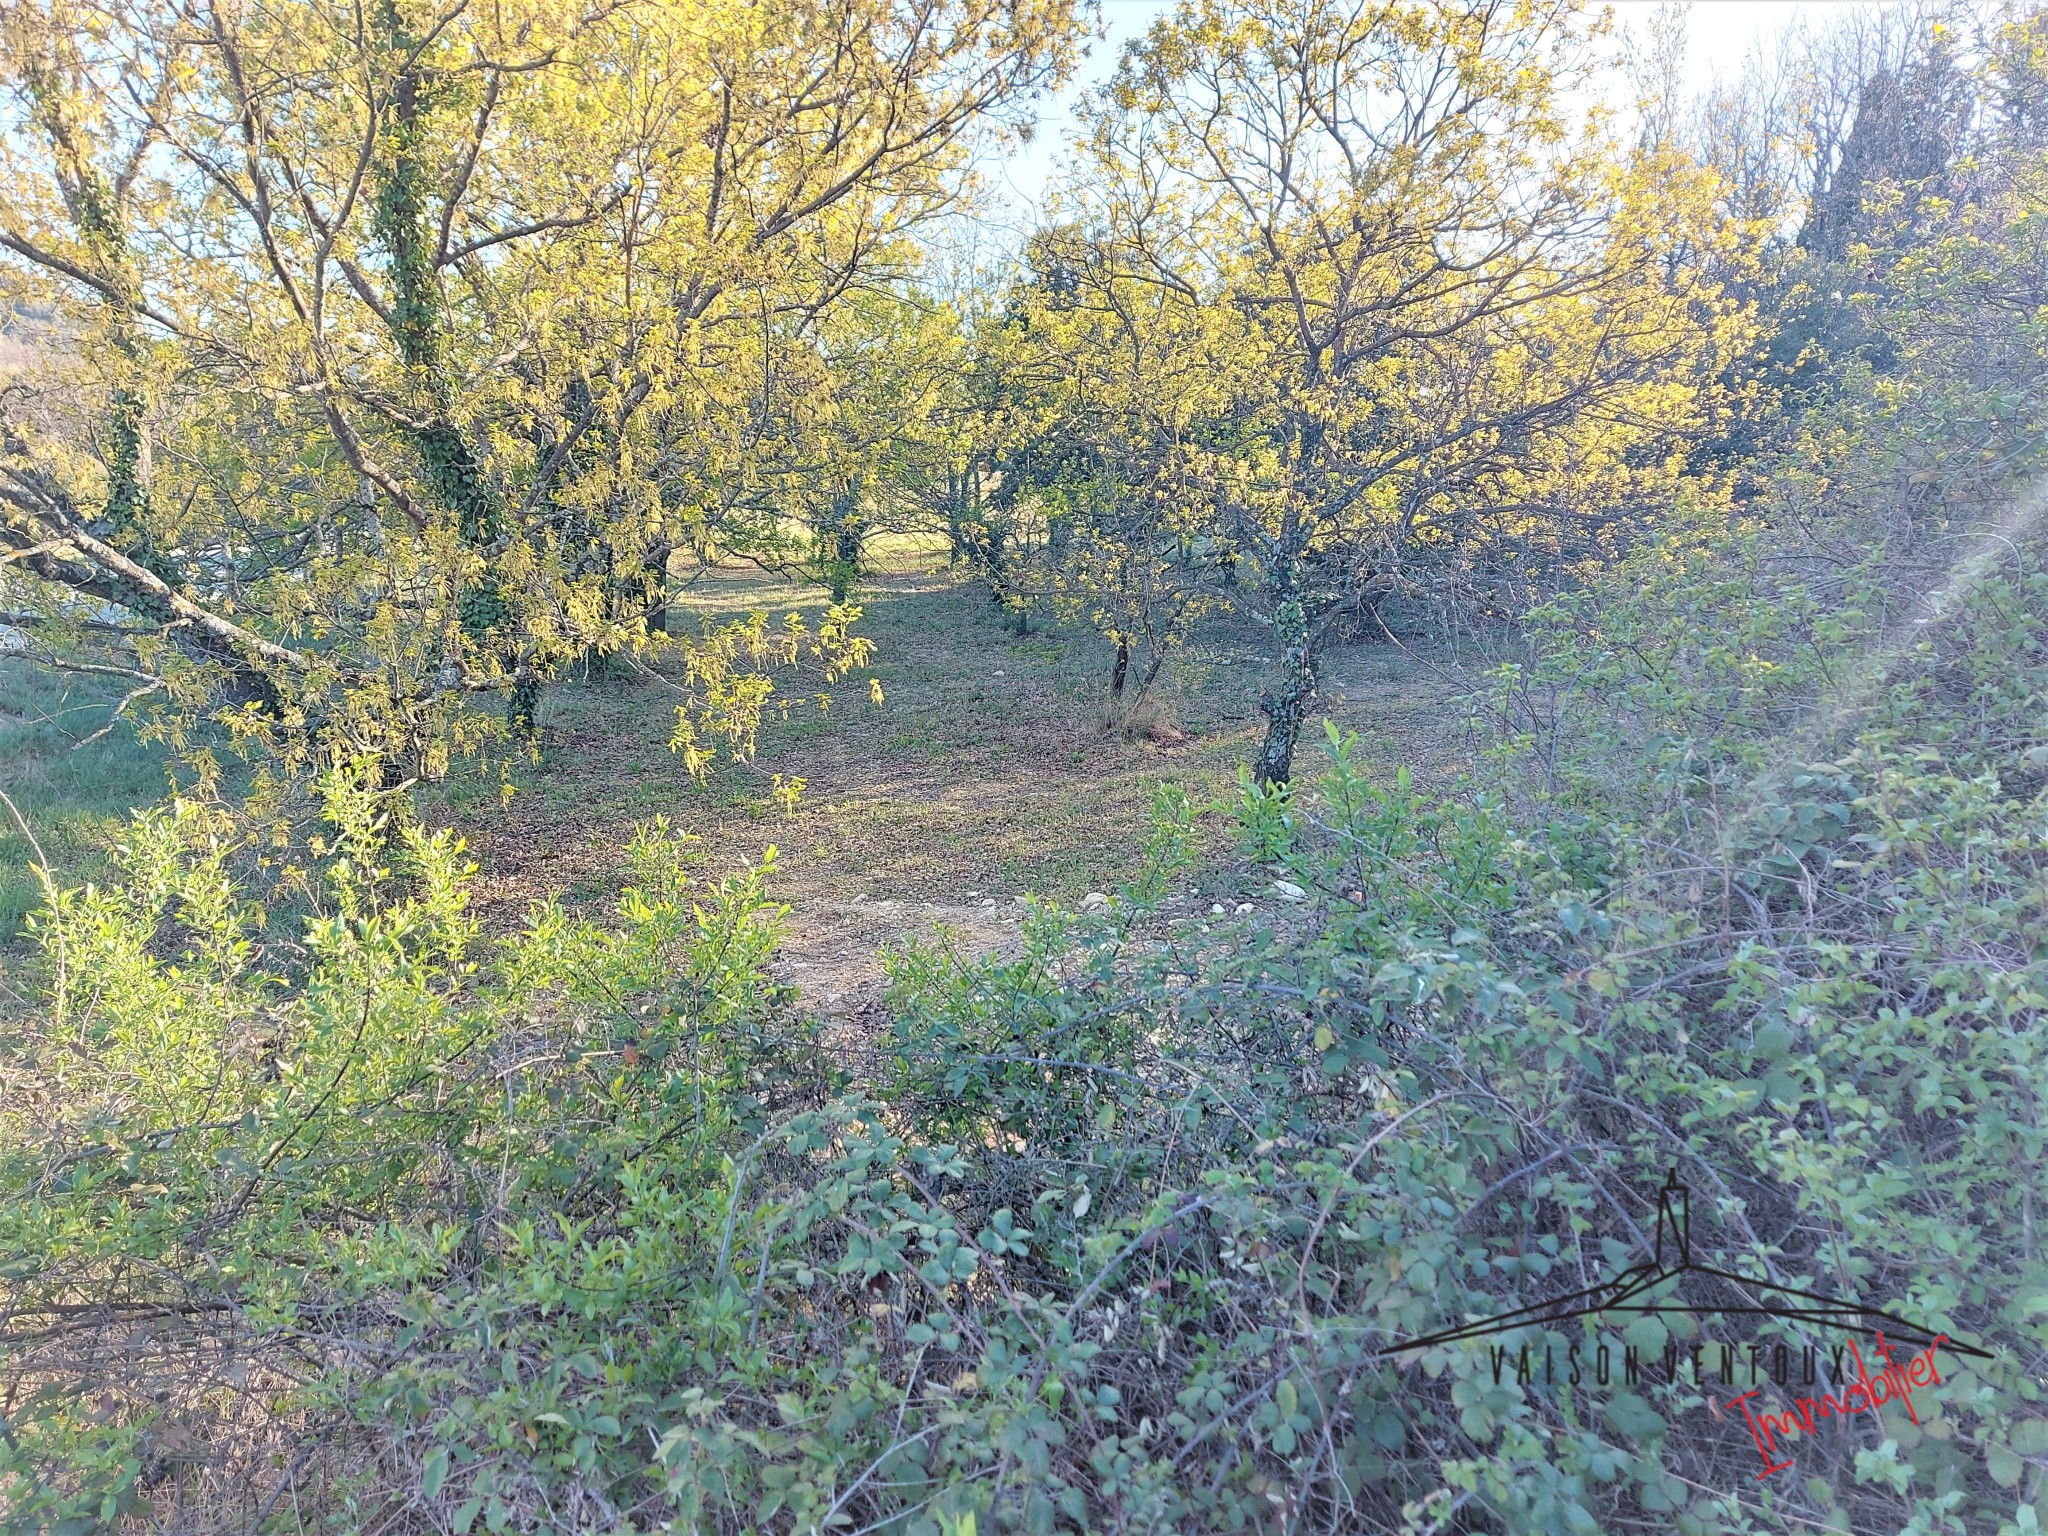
top-left (418, 548), bottom-right (1476, 931)
top-left (1, 548), bottom-right (1478, 990)
top-left (0, 662), bottom-right (179, 936)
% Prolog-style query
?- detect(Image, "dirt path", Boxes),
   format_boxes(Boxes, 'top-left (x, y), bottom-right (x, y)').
top-left (423, 561), bottom-right (1471, 1032)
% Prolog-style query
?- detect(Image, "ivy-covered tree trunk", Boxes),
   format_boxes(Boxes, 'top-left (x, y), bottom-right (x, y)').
top-left (946, 466), bottom-right (971, 566)
top-left (26, 52), bottom-right (160, 591)
top-left (820, 482), bottom-right (865, 603)
top-left (831, 521), bottom-right (863, 604)
top-left (641, 539), bottom-right (672, 635)
top-left (1255, 591), bottom-right (1318, 788)
top-left (10, 39), bottom-right (297, 707)
top-left (972, 516), bottom-right (1032, 633)
top-left (1253, 449), bottom-right (1321, 786)
top-left (102, 387), bottom-right (149, 538)
top-left (373, 7), bottom-right (534, 736)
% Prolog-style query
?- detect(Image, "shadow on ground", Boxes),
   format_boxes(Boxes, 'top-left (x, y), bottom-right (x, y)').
top-left (419, 559), bottom-right (1476, 1028)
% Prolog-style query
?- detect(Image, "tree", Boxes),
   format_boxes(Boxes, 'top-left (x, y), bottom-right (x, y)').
top-left (1676, 2), bottom-right (1985, 478)
top-left (1040, 3), bottom-right (1744, 782)
top-left (772, 291), bottom-right (967, 603)
top-left (1048, 0), bottom-right (1746, 784)
top-left (974, 227), bottom-right (1230, 707)
top-left (0, 0), bottom-right (1080, 776)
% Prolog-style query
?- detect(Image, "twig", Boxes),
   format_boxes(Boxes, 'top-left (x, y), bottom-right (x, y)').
top-left (241, 1443), bottom-right (318, 1536)
top-left (0, 786), bottom-right (63, 1020)
top-left (72, 679), bottom-right (162, 750)
top-left (1293, 1092), bottom-right (1458, 1323)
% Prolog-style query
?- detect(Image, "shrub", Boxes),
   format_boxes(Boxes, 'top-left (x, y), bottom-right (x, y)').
top-left (4, 570), bottom-right (2045, 1535)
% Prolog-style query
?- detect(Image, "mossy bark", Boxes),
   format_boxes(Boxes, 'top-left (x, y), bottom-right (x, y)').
top-left (1254, 592), bottom-right (1318, 789)
top-left (373, 7), bottom-right (531, 734)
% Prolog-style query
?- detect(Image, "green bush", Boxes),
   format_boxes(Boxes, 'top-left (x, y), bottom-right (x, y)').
top-left (0, 771), bottom-right (820, 1533)
top-left (10, 166), bottom-right (2048, 1520)
top-left (9, 607), bottom-right (2043, 1533)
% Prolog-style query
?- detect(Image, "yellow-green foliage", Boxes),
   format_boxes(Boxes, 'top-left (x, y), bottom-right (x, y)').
top-left (4, 2), bottom-right (2047, 1533)
top-left (0, 0), bottom-right (1072, 779)
top-left (664, 605), bottom-right (877, 786)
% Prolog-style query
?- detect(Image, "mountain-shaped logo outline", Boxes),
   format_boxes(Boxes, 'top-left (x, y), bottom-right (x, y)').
top-left (1377, 1167), bottom-right (1993, 1361)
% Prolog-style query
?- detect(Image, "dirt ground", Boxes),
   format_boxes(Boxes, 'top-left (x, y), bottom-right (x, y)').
top-left (418, 556), bottom-right (1477, 1031)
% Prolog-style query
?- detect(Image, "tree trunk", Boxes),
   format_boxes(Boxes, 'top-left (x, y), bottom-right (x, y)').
top-left (947, 467), bottom-right (969, 566)
top-left (984, 521), bottom-right (1008, 604)
top-left (1110, 636), bottom-right (1130, 698)
top-left (643, 542), bottom-right (671, 634)
top-left (374, 12), bottom-right (532, 739)
top-left (821, 482), bottom-right (863, 602)
top-left (509, 672), bottom-right (540, 736)
top-left (832, 518), bottom-right (861, 603)
top-left (1254, 596), bottom-right (1317, 787)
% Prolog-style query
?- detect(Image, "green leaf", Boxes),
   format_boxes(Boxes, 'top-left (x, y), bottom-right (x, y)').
top-left (2012, 1419), bottom-right (2048, 1455)
top-left (1623, 1313), bottom-right (1668, 1359)
top-left (1602, 1391), bottom-right (1665, 1443)
top-left (1987, 1442), bottom-right (2024, 1488)
top-left (421, 1446), bottom-right (449, 1499)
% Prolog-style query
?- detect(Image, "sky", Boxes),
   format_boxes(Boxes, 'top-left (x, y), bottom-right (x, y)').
top-left (983, 0), bottom-right (1893, 218)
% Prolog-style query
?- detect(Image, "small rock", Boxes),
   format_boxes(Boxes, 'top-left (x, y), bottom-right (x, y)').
top-left (1274, 880), bottom-right (1307, 901)
top-left (1081, 891), bottom-right (1111, 912)
top-left (963, 890), bottom-right (982, 899)
top-left (982, 898), bottom-right (998, 909)
top-left (1210, 903), bottom-right (1225, 916)
top-left (1235, 902), bottom-right (1254, 915)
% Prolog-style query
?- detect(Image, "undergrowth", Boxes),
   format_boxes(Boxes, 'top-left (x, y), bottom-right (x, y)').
top-left (4, 521), bottom-right (2045, 1532)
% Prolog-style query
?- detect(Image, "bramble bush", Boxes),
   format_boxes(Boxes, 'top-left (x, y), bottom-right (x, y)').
top-left (7, 4), bottom-right (2048, 1532)
top-left (7, 532), bottom-right (2046, 1534)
